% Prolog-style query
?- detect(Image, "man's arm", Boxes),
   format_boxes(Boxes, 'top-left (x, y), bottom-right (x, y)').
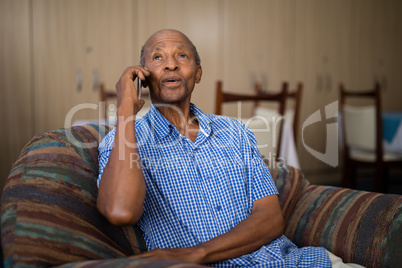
top-left (97, 66), bottom-right (150, 226)
top-left (132, 194), bottom-right (284, 264)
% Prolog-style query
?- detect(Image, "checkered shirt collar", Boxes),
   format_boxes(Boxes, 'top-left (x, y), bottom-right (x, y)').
top-left (147, 103), bottom-right (212, 140)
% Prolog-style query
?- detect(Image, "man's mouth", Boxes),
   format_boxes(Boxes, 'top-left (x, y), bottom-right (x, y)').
top-left (162, 76), bottom-right (182, 84)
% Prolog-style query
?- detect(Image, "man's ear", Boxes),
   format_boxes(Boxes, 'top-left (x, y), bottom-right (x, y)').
top-left (195, 66), bottom-right (202, 84)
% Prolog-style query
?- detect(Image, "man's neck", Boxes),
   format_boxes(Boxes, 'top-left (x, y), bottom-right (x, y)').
top-left (156, 102), bottom-right (199, 141)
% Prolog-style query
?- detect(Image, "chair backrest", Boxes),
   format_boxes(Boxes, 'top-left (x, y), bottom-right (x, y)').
top-left (240, 116), bottom-right (276, 161)
top-left (215, 80), bottom-right (288, 158)
top-left (100, 83), bottom-right (118, 120)
top-left (254, 82), bottom-right (303, 147)
top-left (339, 83), bottom-right (383, 160)
top-left (343, 105), bottom-right (376, 150)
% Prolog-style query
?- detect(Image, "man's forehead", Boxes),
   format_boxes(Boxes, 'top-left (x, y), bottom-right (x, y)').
top-left (145, 30), bottom-right (192, 48)
top-left (149, 42), bottom-right (191, 52)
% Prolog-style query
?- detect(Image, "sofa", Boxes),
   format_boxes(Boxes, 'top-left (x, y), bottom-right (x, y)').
top-left (1, 124), bottom-right (401, 268)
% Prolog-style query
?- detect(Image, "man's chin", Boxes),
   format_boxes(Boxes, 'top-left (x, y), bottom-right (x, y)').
top-left (152, 95), bottom-right (187, 105)
top-left (150, 87), bottom-right (193, 106)
top-left (160, 91), bottom-right (189, 103)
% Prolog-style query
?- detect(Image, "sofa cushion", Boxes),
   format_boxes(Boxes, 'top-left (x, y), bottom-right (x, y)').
top-left (1, 125), bottom-right (146, 267)
top-left (284, 185), bottom-right (402, 267)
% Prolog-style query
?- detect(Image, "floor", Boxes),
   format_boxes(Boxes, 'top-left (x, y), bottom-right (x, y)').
top-left (305, 167), bottom-right (402, 195)
top-left (353, 168), bottom-right (402, 195)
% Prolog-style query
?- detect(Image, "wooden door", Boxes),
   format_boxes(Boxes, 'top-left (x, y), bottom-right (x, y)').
top-left (0, 0), bottom-right (33, 191)
top-left (32, 0), bottom-right (140, 132)
top-left (218, 0), bottom-right (294, 118)
top-left (371, 0), bottom-right (402, 111)
top-left (294, 0), bottom-right (351, 174)
top-left (32, 0), bottom-right (87, 133)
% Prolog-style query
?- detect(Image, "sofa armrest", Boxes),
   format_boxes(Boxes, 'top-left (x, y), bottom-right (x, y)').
top-left (285, 184), bottom-right (402, 267)
top-left (1, 125), bottom-right (146, 267)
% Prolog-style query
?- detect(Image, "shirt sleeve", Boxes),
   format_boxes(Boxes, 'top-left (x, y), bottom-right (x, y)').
top-left (242, 124), bottom-right (279, 204)
top-left (97, 127), bottom-right (116, 188)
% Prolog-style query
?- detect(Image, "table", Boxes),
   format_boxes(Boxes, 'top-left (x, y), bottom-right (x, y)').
top-left (253, 106), bottom-right (300, 169)
top-left (279, 123), bottom-right (300, 169)
top-left (383, 112), bottom-right (402, 154)
top-left (241, 116), bottom-right (300, 169)
top-left (338, 112), bottom-right (402, 155)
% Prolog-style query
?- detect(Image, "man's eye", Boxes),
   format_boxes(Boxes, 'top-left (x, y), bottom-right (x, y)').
top-left (178, 54), bottom-right (187, 59)
top-left (153, 55), bottom-right (162, 60)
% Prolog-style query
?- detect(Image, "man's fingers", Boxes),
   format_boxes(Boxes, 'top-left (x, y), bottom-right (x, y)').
top-left (121, 66), bottom-right (150, 82)
top-left (137, 68), bottom-right (150, 81)
top-left (116, 66), bottom-right (149, 114)
top-left (117, 66), bottom-right (150, 94)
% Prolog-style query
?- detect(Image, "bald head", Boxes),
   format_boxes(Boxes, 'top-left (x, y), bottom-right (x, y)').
top-left (139, 29), bottom-right (201, 66)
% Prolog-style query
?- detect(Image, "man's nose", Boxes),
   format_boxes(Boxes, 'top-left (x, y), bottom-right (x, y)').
top-left (164, 56), bottom-right (179, 71)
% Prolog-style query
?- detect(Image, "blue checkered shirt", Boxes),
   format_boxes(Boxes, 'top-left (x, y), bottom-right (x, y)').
top-left (98, 103), bottom-right (331, 267)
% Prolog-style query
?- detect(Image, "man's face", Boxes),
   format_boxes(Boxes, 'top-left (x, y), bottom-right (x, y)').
top-left (143, 30), bottom-right (202, 105)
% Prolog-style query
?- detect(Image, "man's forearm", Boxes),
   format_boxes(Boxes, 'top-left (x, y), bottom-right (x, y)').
top-left (97, 104), bottom-right (146, 226)
top-left (133, 195), bottom-right (284, 264)
top-left (193, 195), bottom-right (284, 264)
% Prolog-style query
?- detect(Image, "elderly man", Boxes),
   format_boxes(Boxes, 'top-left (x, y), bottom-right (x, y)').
top-left (97, 29), bottom-right (334, 267)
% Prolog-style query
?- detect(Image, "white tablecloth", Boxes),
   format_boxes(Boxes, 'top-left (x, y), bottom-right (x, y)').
top-left (240, 117), bottom-right (300, 169)
top-left (279, 123), bottom-right (300, 169)
top-left (339, 112), bottom-right (402, 155)
top-left (383, 112), bottom-right (402, 154)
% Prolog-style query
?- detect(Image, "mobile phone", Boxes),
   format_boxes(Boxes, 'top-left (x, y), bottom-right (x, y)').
top-left (136, 78), bottom-right (142, 100)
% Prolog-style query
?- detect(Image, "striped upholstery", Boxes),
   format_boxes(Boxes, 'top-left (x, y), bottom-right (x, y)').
top-left (270, 165), bottom-right (310, 224)
top-left (284, 184), bottom-right (402, 268)
top-left (1, 125), bottom-right (402, 267)
top-left (271, 165), bottom-right (402, 267)
top-left (1, 125), bottom-right (147, 267)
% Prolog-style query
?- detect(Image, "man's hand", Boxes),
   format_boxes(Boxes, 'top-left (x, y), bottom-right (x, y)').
top-left (115, 66), bottom-right (150, 116)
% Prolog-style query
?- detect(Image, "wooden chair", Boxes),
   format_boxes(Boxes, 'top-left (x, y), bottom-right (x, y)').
top-left (215, 80), bottom-right (288, 158)
top-left (255, 82), bottom-right (303, 147)
top-left (99, 83), bottom-right (117, 120)
top-left (339, 83), bottom-right (402, 193)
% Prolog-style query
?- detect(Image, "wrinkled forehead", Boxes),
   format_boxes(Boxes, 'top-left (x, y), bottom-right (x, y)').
top-left (144, 30), bottom-right (194, 54)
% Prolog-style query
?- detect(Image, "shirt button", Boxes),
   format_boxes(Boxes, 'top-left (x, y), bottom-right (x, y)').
top-left (216, 205), bottom-right (222, 211)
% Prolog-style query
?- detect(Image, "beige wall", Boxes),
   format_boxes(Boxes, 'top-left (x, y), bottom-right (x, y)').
top-left (1, 0), bottom-right (401, 191)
